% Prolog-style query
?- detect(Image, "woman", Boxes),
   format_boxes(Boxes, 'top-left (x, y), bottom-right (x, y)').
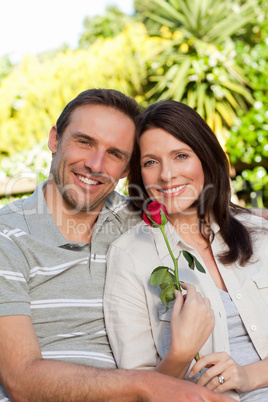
top-left (104, 100), bottom-right (268, 401)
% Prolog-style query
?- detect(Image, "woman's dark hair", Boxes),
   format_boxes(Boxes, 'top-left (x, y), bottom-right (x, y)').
top-left (128, 100), bottom-right (253, 266)
top-left (56, 88), bottom-right (141, 139)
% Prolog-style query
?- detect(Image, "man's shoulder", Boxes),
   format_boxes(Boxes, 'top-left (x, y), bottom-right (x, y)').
top-left (0, 199), bottom-right (26, 229)
top-left (110, 220), bottom-right (153, 252)
top-left (106, 191), bottom-right (142, 229)
top-left (106, 191), bottom-right (134, 214)
top-left (0, 183), bottom-right (47, 233)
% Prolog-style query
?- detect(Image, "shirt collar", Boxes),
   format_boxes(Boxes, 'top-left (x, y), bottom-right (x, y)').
top-left (22, 184), bottom-right (126, 247)
top-left (151, 221), bottom-right (182, 260)
top-left (151, 219), bottom-right (221, 260)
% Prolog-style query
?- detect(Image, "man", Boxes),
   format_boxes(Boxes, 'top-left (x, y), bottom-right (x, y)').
top-left (0, 89), bottom-right (233, 401)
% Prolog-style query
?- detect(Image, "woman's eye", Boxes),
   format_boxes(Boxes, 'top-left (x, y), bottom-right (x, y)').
top-left (143, 160), bottom-right (155, 167)
top-left (176, 153), bottom-right (187, 159)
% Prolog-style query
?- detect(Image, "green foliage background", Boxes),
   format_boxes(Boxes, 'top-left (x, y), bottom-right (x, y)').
top-left (0, 1), bottom-right (267, 208)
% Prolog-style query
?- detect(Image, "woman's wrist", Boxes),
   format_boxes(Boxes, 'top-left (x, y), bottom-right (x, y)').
top-left (155, 348), bottom-right (192, 379)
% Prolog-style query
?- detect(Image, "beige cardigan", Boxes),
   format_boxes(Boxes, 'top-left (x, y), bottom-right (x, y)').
top-left (104, 215), bottom-right (268, 401)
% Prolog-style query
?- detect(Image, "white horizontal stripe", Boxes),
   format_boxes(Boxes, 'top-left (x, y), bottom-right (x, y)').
top-left (56, 329), bottom-right (106, 338)
top-left (31, 299), bottom-right (103, 305)
top-left (95, 330), bottom-right (106, 335)
top-left (14, 231), bottom-right (27, 237)
top-left (0, 270), bottom-right (26, 282)
top-left (0, 232), bottom-right (14, 242)
top-left (91, 254), bottom-right (106, 263)
top-left (0, 398), bottom-right (10, 401)
top-left (10, 228), bottom-right (26, 237)
top-left (111, 199), bottom-right (128, 214)
top-left (30, 257), bottom-right (89, 278)
top-left (42, 350), bottom-right (114, 363)
top-left (3, 228), bottom-right (27, 238)
top-left (57, 332), bottom-right (86, 338)
top-left (3, 228), bottom-right (22, 236)
top-left (30, 299), bottom-right (103, 309)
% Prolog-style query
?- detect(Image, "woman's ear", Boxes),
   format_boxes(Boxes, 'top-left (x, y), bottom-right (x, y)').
top-left (48, 125), bottom-right (59, 154)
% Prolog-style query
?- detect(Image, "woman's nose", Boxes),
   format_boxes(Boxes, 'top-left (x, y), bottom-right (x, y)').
top-left (159, 161), bottom-right (176, 182)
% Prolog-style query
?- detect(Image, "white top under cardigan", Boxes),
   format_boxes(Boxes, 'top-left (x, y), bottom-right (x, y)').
top-left (104, 213), bottom-right (268, 401)
top-left (219, 288), bottom-right (268, 401)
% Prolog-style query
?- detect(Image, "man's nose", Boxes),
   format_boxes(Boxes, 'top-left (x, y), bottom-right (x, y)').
top-left (84, 149), bottom-right (105, 173)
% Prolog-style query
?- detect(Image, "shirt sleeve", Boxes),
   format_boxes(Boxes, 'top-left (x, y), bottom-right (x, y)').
top-left (0, 230), bottom-right (31, 316)
top-left (104, 243), bottom-right (160, 370)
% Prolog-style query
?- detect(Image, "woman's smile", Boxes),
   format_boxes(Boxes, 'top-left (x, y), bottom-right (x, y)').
top-left (158, 184), bottom-right (188, 197)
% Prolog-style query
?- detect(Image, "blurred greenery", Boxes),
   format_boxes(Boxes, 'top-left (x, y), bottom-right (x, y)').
top-left (134, 0), bottom-right (259, 145)
top-left (0, 55), bottom-right (13, 83)
top-left (226, 0), bottom-right (268, 206)
top-left (79, 6), bottom-right (133, 47)
top-left (0, 22), bottom-right (161, 156)
top-left (0, 0), bottom-right (267, 208)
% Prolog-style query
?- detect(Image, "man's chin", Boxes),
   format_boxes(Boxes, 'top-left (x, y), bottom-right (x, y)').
top-left (63, 196), bottom-right (107, 215)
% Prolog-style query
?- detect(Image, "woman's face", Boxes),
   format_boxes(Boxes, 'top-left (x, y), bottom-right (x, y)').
top-left (140, 128), bottom-right (204, 219)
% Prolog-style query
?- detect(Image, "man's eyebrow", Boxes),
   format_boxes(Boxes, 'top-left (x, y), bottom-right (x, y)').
top-left (71, 131), bottom-right (97, 144)
top-left (71, 131), bottom-right (130, 160)
top-left (111, 146), bottom-right (130, 159)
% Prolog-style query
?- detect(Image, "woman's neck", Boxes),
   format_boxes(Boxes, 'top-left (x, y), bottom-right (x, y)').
top-left (169, 211), bottom-right (209, 248)
top-left (170, 210), bottom-right (227, 291)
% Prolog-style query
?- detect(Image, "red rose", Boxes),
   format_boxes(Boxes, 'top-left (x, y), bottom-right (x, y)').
top-left (143, 202), bottom-right (168, 227)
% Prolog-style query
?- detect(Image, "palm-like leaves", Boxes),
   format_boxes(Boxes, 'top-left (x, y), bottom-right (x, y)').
top-left (136, 0), bottom-right (258, 139)
top-left (137, 0), bottom-right (257, 43)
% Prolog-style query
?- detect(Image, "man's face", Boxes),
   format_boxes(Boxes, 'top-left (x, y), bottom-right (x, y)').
top-left (48, 104), bottom-right (135, 214)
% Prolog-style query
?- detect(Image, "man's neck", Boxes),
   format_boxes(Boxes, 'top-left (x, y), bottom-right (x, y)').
top-left (43, 180), bottom-right (102, 243)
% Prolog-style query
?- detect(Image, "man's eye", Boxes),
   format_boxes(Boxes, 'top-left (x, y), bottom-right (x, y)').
top-left (110, 151), bottom-right (120, 158)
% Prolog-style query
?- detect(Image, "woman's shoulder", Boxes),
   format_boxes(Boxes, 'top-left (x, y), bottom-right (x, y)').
top-left (234, 210), bottom-right (268, 231)
top-left (234, 211), bottom-right (268, 255)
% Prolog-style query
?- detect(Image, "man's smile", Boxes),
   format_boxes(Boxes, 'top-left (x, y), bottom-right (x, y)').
top-left (76, 174), bottom-right (100, 186)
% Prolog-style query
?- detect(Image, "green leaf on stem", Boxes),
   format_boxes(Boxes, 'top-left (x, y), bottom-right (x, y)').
top-left (159, 272), bottom-right (177, 290)
top-left (150, 266), bottom-right (175, 286)
top-left (193, 256), bottom-right (206, 273)
top-left (182, 251), bottom-right (206, 273)
top-left (182, 250), bottom-right (195, 269)
top-left (160, 283), bottom-right (176, 307)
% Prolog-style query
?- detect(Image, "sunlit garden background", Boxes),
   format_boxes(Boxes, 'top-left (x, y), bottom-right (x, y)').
top-left (0, 0), bottom-right (267, 208)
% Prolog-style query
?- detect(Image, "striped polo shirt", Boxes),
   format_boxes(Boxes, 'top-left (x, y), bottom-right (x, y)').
top-left (0, 182), bottom-right (141, 400)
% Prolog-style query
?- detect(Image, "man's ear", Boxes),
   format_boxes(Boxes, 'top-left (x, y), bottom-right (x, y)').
top-left (120, 165), bottom-right (130, 179)
top-left (48, 125), bottom-right (59, 154)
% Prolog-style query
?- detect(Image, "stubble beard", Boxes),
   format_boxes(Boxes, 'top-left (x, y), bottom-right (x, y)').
top-left (50, 158), bottom-right (116, 215)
